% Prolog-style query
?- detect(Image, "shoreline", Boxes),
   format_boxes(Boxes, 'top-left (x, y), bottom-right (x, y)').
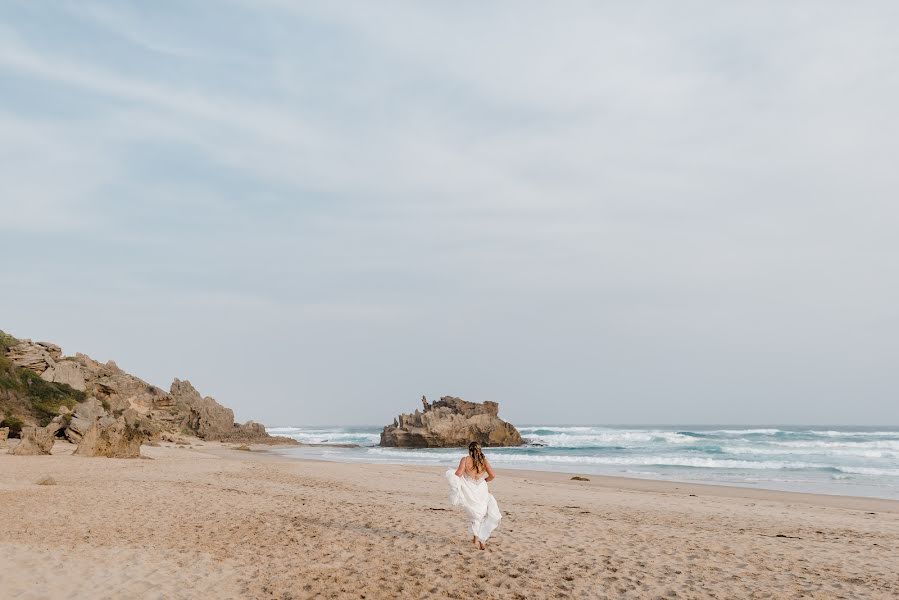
top-left (2, 440), bottom-right (898, 598)
top-left (259, 443), bottom-right (899, 513)
top-left (268, 424), bottom-right (899, 503)
top-left (268, 443), bottom-right (899, 504)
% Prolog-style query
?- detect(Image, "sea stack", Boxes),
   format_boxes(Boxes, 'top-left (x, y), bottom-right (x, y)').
top-left (380, 395), bottom-right (523, 448)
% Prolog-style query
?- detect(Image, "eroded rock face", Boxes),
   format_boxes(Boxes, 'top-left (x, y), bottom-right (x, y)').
top-left (74, 410), bottom-right (147, 458)
top-left (240, 421), bottom-right (267, 437)
top-left (170, 379), bottom-right (234, 440)
top-left (86, 359), bottom-right (170, 414)
top-left (65, 397), bottom-right (108, 443)
top-left (41, 360), bottom-right (87, 391)
top-left (380, 396), bottom-right (523, 448)
top-left (189, 395), bottom-right (236, 440)
top-left (3, 336), bottom-right (293, 445)
top-left (6, 340), bottom-right (165, 413)
top-left (7, 340), bottom-right (59, 374)
top-left (9, 424), bottom-right (61, 455)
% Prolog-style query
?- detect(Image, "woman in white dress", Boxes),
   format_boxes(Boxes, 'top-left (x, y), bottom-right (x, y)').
top-left (445, 441), bottom-right (502, 550)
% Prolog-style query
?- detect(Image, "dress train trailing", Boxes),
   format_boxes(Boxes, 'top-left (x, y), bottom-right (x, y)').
top-left (444, 469), bottom-right (502, 541)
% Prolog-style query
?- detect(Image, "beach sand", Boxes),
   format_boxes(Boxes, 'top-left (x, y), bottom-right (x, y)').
top-left (1, 441), bottom-right (897, 599)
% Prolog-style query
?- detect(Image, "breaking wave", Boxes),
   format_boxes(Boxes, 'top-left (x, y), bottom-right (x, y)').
top-left (268, 425), bottom-right (899, 500)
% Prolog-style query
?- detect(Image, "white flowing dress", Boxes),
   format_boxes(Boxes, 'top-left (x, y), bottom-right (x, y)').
top-left (444, 468), bottom-right (502, 541)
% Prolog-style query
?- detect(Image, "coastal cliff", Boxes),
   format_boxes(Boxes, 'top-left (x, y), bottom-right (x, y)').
top-left (0, 329), bottom-right (295, 453)
top-left (380, 395), bottom-right (523, 448)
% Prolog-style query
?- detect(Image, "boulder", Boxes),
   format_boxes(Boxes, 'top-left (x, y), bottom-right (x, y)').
top-left (170, 377), bottom-right (204, 409)
top-left (6, 340), bottom-right (57, 374)
top-left (40, 360), bottom-right (87, 391)
top-left (380, 396), bottom-right (523, 448)
top-left (93, 370), bottom-right (169, 414)
top-left (166, 381), bottom-right (295, 444)
top-left (0, 427), bottom-right (8, 448)
top-left (74, 410), bottom-right (147, 458)
top-left (189, 395), bottom-right (236, 440)
top-left (240, 421), bottom-right (267, 437)
top-left (38, 342), bottom-right (63, 361)
top-left (170, 379), bottom-right (234, 440)
top-left (64, 397), bottom-right (108, 443)
top-left (9, 423), bottom-right (61, 455)
top-left (218, 420), bottom-right (299, 445)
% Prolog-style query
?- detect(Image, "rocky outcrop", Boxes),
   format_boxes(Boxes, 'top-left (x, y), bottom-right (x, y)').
top-left (380, 396), bottom-right (523, 448)
top-left (41, 360), bottom-right (87, 391)
top-left (167, 379), bottom-right (295, 443)
top-left (77, 355), bottom-right (171, 414)
top-left (239, 421), bottom-right (267, 437)
top-left (189, 396), bottom-right (235, 439)
top-left (9, 423), bottom-right (62, 455)
top-left (65, 397), bottom-right (108, 443)
top-left (6, 340), bottom-right (61, 373)
top-left (0, 427), bottom-right (8, 448)
top-left (6, 340), bottom-right (165, 414)
top-left (2, 334), bottom-right (293, 445)
top-left (74, 410), bottom-right (148, 458)
top-left (171, 379), bottom-right (234, 440)
top-left (220, 421), bottom-right (294, 445)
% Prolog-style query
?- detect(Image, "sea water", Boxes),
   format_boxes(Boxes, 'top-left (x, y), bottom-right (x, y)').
top-left (266, 425), bottom-right (899, 500)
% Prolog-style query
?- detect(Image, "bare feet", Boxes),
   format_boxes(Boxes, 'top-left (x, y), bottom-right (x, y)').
top-left (471, 536), bottom-right (478, 547)
top-left (478, 541), bottom-right (486, 551)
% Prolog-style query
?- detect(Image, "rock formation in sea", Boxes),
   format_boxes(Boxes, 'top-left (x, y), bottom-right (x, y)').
top-left (380, 395), bottom-right (523, 448)
top-left (0, 329), bottom-right (296, 453)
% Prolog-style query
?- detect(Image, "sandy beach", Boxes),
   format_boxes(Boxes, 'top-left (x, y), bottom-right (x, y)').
top-left (2, 441), bottom-right (897, 600)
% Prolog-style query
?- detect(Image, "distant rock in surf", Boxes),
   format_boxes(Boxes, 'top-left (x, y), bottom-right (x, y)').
top-left (380, 395), bottom-right (523, 448)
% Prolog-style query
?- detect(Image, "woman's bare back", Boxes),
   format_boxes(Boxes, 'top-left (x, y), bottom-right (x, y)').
top-left (456, 456), bottom-right (496, 482)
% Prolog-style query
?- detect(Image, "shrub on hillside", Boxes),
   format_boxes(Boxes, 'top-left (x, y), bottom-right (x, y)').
top-left (0, 415), bottom-right (24, 438)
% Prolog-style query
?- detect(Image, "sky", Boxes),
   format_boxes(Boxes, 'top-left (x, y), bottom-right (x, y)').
top-left (1, 1), bottom-right (898, 426)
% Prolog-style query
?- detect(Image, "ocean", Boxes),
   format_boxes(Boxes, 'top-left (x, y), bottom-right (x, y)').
top-left (266, 425), bottom-right (899, 500)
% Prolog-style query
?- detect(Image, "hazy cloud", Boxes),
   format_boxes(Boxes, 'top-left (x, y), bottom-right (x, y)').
top-left (2, 1), bottom-right (897, 425)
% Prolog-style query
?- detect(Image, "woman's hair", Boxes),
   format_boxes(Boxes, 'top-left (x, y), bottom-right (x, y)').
top-left (468, 441), bottom-right (487, 474)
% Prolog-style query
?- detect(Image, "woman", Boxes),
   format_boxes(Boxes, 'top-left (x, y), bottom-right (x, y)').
top-left (445, 441), bottom-right (502, 550)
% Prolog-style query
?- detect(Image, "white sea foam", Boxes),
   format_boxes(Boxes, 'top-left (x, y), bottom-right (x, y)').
top-left (363, 447), bottom-right (821, 471)
top-left (267, 427), bottom-right (380, 445)
top-left (767, 440), bottom-right (899, 451)
top-left (269, 424), bottom-right (899, 499)
top-left (522, 430), bottom-right (696, 447)
top-left (704, 428), bottom-right (782, 435)
top-left (835, 466), bottom-right (899, 477)
top-left (805, 430), bottom-right (899, 437)
top-left (721, 445), bottom-right (896, 459)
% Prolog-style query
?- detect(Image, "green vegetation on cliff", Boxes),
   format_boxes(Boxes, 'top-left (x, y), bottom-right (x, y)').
top-left (0, 330), bottom-right (86, 433)
top-left (0, 330), bottom-right (18, 353)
